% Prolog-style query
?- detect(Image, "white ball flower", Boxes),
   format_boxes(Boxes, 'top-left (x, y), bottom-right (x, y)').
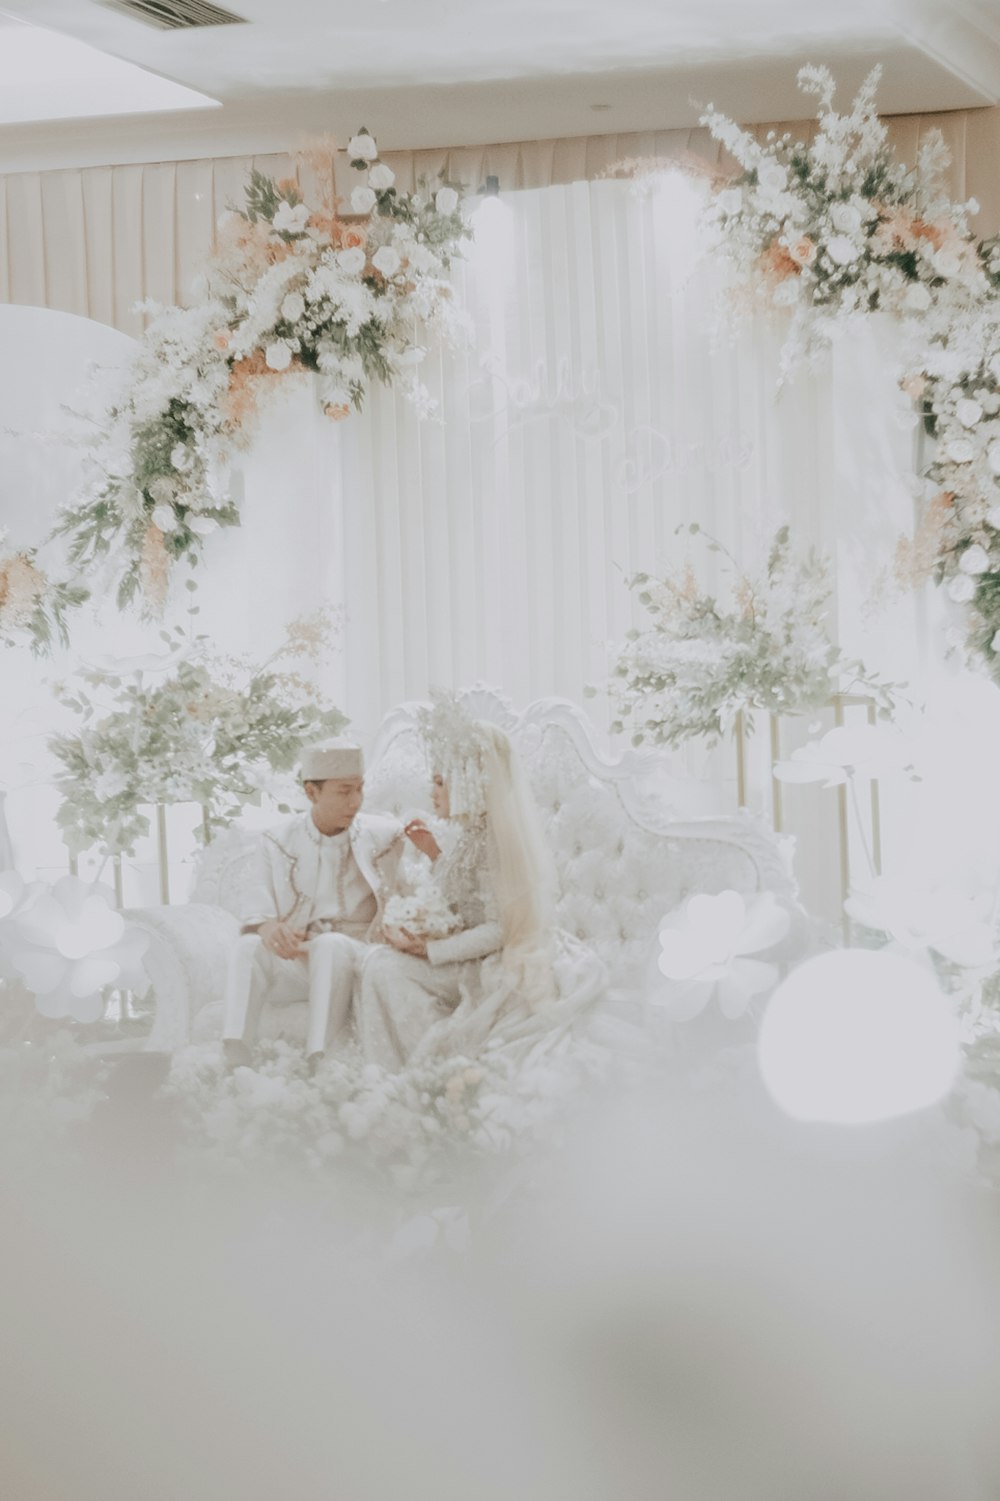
top-left (348, 132), bottom-right (378, 161)
top-left (986, 505), bottom-right (1000, 528)
top-left (948, 573), bottom-right (976, 603)
top-left (991, 628), bottom-right (1000, 652)
top-left (716, 187), bottom-right (743, 216)
top-left (369, 163), bottom-right (395, 191)
top-left (187, 516), bottom-right (219, 537)
top-left (830, 201), bottom-right (862, 235)
top-left (151, 504), bottom-right (176, 532)
top-left (959, 543), bottom-right (990, 575)
top-left (956, 398), bottom-right (984, 428)
top-left (170, 444), bottom-right (192, 472)
top-left (272, 201), bottom-right (309, 236)
top-left (371, 245), bottom-right (401, 277)
top-left (264, 341), bottom-right (293, 372)
top-left (826, 235), bottom-right (860, 266)
top-left (435, 187), bottom-right (459, 215)
top-left (903, 282), bottom-right (932, 312)
top-left (280, 291), bottom-right (305, 324)
top-left (756, 160), bottom-right (788, 194)
top-left (336, 247), bottom-right (367, 275)
top-left (933, 249), bottom-right (963, 279)
top-left (350, 186), bottom-right (377, 214)
top-left (987, 442), bottom-right (1000, 476)
top-left (947, 438), bottom-right (976, 464)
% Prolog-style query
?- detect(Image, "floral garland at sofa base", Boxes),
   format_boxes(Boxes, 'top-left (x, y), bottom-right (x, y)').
top-left (701, 65), bottom-right (1000, 683)
top-left (0, 132), bottom-right (471, 650)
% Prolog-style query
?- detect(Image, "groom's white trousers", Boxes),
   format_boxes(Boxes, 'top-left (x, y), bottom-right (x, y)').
top-left (222, 931), bottom-right (368, 1056)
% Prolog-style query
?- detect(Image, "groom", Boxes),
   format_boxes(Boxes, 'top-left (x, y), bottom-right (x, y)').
top-left (221, 737), bottom-right (405, 1066)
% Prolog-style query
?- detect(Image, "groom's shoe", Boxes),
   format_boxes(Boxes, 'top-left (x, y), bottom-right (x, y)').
top-left (223, 1038), bottom-right (253, 1070)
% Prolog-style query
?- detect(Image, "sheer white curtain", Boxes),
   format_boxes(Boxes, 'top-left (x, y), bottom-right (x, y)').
top-left (0, 180), bottom-right (929, 920)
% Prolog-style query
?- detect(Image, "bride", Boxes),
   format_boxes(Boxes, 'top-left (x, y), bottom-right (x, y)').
top-left (355, 693), bottom-right (605, 1070)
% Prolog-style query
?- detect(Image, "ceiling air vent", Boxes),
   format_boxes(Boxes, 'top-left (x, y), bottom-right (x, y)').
top-left (100, 0), bottom-right (247, 29)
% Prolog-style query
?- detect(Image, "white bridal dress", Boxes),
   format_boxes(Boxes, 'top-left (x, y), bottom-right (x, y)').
top-left (355, 821), bottom-right (605, 1070)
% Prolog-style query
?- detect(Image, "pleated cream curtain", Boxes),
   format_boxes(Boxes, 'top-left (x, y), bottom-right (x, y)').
top-left (1, 108), bottom-right (997, 336)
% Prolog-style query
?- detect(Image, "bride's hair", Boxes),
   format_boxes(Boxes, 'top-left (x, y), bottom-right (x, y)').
top-left (480, 724), bottom-right (557, 1006)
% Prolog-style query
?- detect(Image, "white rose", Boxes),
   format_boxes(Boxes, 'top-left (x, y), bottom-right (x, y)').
top-left (435, 187), bottom-right (459, 215)
top-left (264, 341), bottom-right (293, 372)
top-left (933, 249), bottom-right (962, 279)
top-left (351, 186), bottom-right (377, 215)
top-left (987, 442), bottom-right (1000, 475)
top-left (280, 292), bottom-right (305, 323)
top-left (371, 245), bottom-right (401, 277)
top-left (992, 628), bottom-right (1000, 652)
top-left (947, 438), bottom-right (976, 464)
top-left (369, 163), bottom-right (395, 191)
top-left (170, 444), bottom-right (192, 472)
top-left (987, 505), bottom-right (1000, 528)
top-left (348, 133), bottom-right (378, 162)
top-left (756, 160), bottom-right (788, 194)
top-left (948, 573), bottom-right (976, 603)
top-left (272, 201), bottom-right (309, 235)
top-left (830, 201), bottom-right (862, 235)
top-left (959, 544), bottom-right (990, 575)
top-left (151, 505), bottom-right (176, 532)
top-left (826, 235), bottom-right (860, 266)
top-left (716, 187), bottom-right (743, 217)
top-left (956, 398), bottom-right (984, 428)
top-left (187, 516), bottom-right (219, 537)
top-left (336, 247), bottom-right (367, 275)
top-left (903, 282), bottom-right (932, 312)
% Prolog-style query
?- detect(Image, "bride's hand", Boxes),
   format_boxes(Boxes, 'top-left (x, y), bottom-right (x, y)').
top-left (404, 819), bottom-right (442, 862)
top-left (386, 925), bottom-right (428, 958)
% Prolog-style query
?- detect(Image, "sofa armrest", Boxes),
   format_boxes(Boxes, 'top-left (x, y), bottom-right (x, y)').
top-left (123, 902), bottom-right (240, 1052)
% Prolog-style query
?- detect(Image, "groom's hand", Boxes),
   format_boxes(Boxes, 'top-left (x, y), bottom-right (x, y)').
top-left (259, 919), bottom-right (308, 960)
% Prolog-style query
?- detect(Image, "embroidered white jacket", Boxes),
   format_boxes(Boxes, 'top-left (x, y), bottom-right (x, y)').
top-left (240, 811), bottom-right (405, 939)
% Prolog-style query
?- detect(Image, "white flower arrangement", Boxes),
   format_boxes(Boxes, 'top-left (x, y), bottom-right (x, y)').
top-left (602, 523), bottom-right (897, 749)
top-left (42, 133), bottom-right (472, 620)
top-left (703, 64), bottom-right (1000, 682)
top-left (165, 1034), bottom-right (612, 1199)
top-left (702, 65), bottom-right (984, 377)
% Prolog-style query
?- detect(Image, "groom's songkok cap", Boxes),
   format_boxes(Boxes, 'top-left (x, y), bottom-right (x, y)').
top-left (299, 737), bottom-right (364, 781)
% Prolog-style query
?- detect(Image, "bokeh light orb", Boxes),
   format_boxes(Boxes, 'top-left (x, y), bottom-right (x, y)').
top-left (758, 949), bottom-right (960, 1124)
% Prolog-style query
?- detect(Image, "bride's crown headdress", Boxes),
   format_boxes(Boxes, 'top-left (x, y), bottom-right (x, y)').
top-left (416, 690), bottom-right (493, 819)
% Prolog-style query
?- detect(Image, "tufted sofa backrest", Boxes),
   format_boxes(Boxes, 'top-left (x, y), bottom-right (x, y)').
top-left (191, 692), bottom-right (795, 984)
top-left (362, 695), bottom-right (795, 985)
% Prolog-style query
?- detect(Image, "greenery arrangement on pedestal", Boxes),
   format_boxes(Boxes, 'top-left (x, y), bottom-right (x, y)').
top-left (50, 610), bottom-right (346, 858)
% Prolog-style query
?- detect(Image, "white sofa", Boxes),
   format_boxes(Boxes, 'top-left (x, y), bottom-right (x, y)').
top-left (126, 688), bottom-right (803, 1051)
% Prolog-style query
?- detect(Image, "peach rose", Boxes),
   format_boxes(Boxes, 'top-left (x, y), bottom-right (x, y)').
top-left (788, 236), bottom-right (817, 268)
top-left (324, 402), bottom-right (351, 422)
top-left (213, 329), bottom-right (231, 351)
top-left (900, 374), bottom-right (927, 401)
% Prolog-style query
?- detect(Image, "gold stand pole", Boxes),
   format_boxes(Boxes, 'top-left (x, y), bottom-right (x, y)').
top-left (832, 697), bottom-right (851, 941)
top-left (734, 710), bottom-right (747, 809)
top-left (769, 713), bottom-right (783, 832)
top-left (156, 804), bottom-right (170, 905)
top-left (113, 855), bottom-right (124, 909)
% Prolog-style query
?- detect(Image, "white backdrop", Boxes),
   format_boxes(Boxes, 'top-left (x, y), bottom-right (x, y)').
top-left (0, 179), bottom-right (949, 920)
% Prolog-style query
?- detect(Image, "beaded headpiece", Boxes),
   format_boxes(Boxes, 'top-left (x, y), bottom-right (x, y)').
top-left (416, 690), bottom-right (493, 820)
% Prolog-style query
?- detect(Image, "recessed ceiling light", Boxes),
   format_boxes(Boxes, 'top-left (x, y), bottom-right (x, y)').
top-left (0, 13), bottom-right (220, 125)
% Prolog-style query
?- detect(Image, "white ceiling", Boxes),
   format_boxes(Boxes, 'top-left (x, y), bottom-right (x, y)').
top-left (2, 0), bottom-right (1000, 171)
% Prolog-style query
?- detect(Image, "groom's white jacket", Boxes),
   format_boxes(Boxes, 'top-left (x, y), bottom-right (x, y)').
top-left (239, 811), bottom-right (405, 938)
